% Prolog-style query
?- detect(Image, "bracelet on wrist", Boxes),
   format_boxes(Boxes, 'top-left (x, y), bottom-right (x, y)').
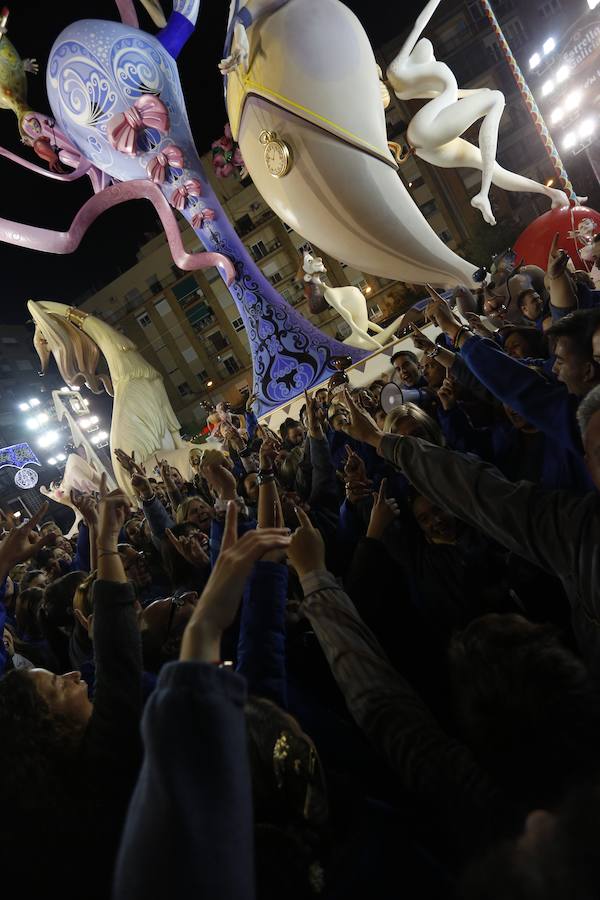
top-left (257, 472), bottom-right (276, 485)
top-left (98, 549), bottom-right (120, 558)
top-left (453, 325), bottom-right (471, 349)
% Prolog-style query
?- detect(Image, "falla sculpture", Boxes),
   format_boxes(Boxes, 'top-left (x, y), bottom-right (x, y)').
top-left (0, 0), bottom-right (366, 419)
top-left (222, 0), bottom-right (572, 273)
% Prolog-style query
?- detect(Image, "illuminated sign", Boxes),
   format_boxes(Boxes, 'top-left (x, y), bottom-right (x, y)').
top-left (0, 443), bottom-right (41, 470)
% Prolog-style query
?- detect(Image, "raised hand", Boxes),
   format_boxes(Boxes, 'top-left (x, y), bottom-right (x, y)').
top-left (180, 502), bottom-right (291, 662)
top-left (0, 501), bottom-right (52, 578)
top-left (547, 232), bottom-right (570, 279)
top-left (344, 444), bottom-right (369, 486)
top-left (166, 528), bottom-right (210, 570)
top-left (409, 321), bottom-right (436, 353)
top-left (202, 461), bottom-right (238, 502)
top-left (259, 437), bottom-right (280, 471)
top-left (437, 376), bottom-right (458, 411)
top-left (246, 392), bottom-right (258, 413)
top-left (424, 285), bottom-right (461, 339)
top-left (131, 471), bottom-right (154, 502)
top-left (70, 490), bottom-right (99, 529)
top-left (97, 474), bottom-right (130, 545)
top-left (366, 479), bottom-right (400, 541)
top-left (464, 312), bottom-right (495, 338)
top-left (114, 448), bottom-right (144, 476)
top-left (341, 389), bottom-right (383, 448)
top-left (288, 506), bottom-right (326, 578)
top-left (304, 390), bottom-right (324, 438)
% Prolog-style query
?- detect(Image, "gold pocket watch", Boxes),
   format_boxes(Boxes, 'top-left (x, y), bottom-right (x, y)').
top-left (259, 130), bottom-right (292, 178)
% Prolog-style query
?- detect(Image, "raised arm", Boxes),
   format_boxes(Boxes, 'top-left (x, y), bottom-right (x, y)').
top-left (397, 0), bottom-right (443, 60)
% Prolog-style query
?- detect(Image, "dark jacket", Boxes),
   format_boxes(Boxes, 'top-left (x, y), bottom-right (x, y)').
top-left (114, 662), bottom-right (254, 900)
top-left (380, 434), bottom-right (600, 676)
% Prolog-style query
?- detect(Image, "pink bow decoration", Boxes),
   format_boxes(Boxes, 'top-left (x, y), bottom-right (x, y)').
top-left (107, 95), bottom-right (170, 157)
top-left (146, 144), bottom-right (185, 183)
top-left (192, 208), bottom-right (216, 229)
top-left (170, 178), bottom-right (202, 211)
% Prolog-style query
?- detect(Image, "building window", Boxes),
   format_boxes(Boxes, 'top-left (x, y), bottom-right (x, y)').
top-left (539, 0), bottom-right (561, 16)
top-left (440, 230), bottom-right (453, 243)
top-left (231, 316), bottom-right (244, 331)
top-left (197, 369), bottom-right (208, 381)
top-left (147, 274), bottom-right (162, 295)
top-left (136, 312), bottom-right (152, 328)
top-left (250, 240), bottom-right (267, 260)
top-left (270, 272), bottom-right (283, 284)
top-left (173, 274), bottom-right (200, 303)
top-left (125, 287), bottom-right (143, 305)
top-left (222, 356), bottom-right (240, 376)
top-left (419, 199), bottom-right (438, 217)
top-left (208, 331), bottom-right (229, 352)
top-left (154, 298), bottom-right (171, 317)
top-left (177, 381), bottom-right (192, 396)
top-left (181, 346), bottom-right (198, 364)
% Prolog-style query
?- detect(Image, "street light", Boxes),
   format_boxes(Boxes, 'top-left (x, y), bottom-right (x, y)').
top-left (47, 457), bottom-right (57, 466)
top-left (206, 380), bottom-right (214, 388)
top-left (28, 398), bottom-right (40, 408)
top-left (529, 52), bottom-right (541, 70)
top-left (556, 66), bottom-right (570, 83)
top-left (563, 132), bottom-right (577, 150)
top-left (542, 79), bottom-right (554, 97)
top-left (551, 107), bottom-right (564, 124)
top-left (18, 402), bottom-right (29, 412)
top-left (37, 430), bottom-right (58, 449)
top-left (543, 37), bottom-right (556, 55)
top-left (567, 89), bottom-right (582, 108)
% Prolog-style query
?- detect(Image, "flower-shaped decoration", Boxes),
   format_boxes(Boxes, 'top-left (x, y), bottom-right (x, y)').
top-left (211, 123), bottom-right (247, 179)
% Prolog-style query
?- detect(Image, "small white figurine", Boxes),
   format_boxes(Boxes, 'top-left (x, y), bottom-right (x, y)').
top-left (302, 251), bottom-right (405, 351)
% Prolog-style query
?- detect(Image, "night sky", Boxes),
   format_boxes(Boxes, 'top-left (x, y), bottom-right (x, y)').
top-left (0, 0), bottom-right (422, 324)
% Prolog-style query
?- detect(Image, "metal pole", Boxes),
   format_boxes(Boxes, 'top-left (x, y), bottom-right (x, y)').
top-left (479, 0), bottom-right (577, 203)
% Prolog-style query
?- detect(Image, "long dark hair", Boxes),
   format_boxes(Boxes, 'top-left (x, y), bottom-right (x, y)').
top-left (0, 670), bottom-right (82, 814)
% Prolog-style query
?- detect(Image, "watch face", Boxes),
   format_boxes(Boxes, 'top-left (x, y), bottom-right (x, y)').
top-left (264, 140), bottom-right (290, 178)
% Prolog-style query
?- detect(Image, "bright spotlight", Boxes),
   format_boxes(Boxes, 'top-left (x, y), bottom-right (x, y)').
top-left (60, 386), bottom-right (70, 393)
top-left (18, 402), bottom-right (29, 412)
top-left (529, 53), bottom-right (541, 70)
top-left (98, 431), bottom-right (108, 441)
top-left (28, 398), bottom-right (40, 407)
top-left (91, 433), bottom-right (101, 445)
top-left (542, 79), bottom-right (555, 97)
top-left (206, 381), bottom-right (214, 388)
top-left (79, 417), bottom-right (91, 429)
top-left (37, 430), bottom-right (58, 449)
top-left (551, 107), bottom-right (564, 124)
top-left (47, 457), bottom-right (57, 466)
top-left (26, 417), bottom-right (39, 430)
top-left (580, 118), bottom-right (596, 139)
top-left (588, 0), bottom-right (600, 10)
top-left (556, 66), bottom-right (570, 83)
top-left (37, 413), bottom-right (49, 425)
top-left (56, 453), bottom-right (66, 462)
top-left (543, 38), bottom-right (556, 55)
top-left (567, 90), bottom-right (582, 108)
top-left (563, 131), bottom-right (577, 149)
top-left (89, 415), bottom-right (99, 425)
top-left (13, 511), bottom-right (21, 519)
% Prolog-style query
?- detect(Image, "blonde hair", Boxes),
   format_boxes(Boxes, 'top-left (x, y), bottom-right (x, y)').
top-left (73, 571), bottom-right (97, 618)
top-left (175, 496), bottom-right (210, 525)
top-left (383, 402), bottom-right (444, 446)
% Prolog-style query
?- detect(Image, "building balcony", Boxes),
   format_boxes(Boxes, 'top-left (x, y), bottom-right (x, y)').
top-left (191, 313), bottom-right (218, 333)
top-left (251, 237), bottom-right (283, 261)
top-left (269, 263), bottom-right (297, 286)
top-left (234, 208), bottom-right (275, 238)
top-left (202, 339), bottom-right (231, 358)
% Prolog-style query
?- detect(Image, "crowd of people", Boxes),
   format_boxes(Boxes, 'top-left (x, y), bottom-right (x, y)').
top-left (2, 237), bottom-right (600, 898)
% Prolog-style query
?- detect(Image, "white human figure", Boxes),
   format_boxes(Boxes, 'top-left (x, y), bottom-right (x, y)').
top-left (302, 252), bottom-right (404, 351)
top-left (386, 0), bottom-right (572, 225)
